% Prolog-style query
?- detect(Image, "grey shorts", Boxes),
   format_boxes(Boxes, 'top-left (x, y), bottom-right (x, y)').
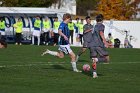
top-left (83, 42), bottom-right (90, 48)
top-left (89, 47), bottom-right (109, 58)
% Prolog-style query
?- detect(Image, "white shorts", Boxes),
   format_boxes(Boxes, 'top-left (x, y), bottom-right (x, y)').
top-left (53, 29), bottom-right (58, 33)
top-left (58, 45), bottom-right (73, 54)
top-left (0, 31), bottom-right (5, 35)
top-left (33, 30), bottom-right (41, 37)
top-left (43, 28), bottom-right (50, 32)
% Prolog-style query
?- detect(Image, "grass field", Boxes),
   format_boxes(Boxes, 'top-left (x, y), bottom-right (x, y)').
top-left (0, 45), bottom-right (140, 93)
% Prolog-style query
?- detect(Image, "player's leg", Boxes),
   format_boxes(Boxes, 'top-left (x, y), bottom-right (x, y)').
top-left (76, 47), bottom-right (87, 62)
top-left (96, 47), bottom-right (109, 64)
top-left (69, 50), bottom-right (81, 72)
top-left (90, 47), bottom-right (98, 78)
top-left (76, 42), bottom-right (89, 62)
top-left (37, 36), bottom-right (40, 46)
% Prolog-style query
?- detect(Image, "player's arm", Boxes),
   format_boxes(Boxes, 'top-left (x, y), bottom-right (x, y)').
top-left (83, 29), bottom-right (92, 34)
top-left (58, 30), bottom-right (68, 41)
top-left (83, 25), bottom-right (92, 34)
top-left (100, 31), bottom-right (108, 48)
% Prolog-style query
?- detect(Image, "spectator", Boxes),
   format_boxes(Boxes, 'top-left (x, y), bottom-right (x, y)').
top-left (42, 17), bottom-right (51, 45)
top-left (106, 33), bottom-right (114, 48)
top-left (78, 19), bottom-right (84, 45)
top-left (68, 19), bottom-right (75, 44)
top-left (53, 17), bottom-right (60, 46)
top-left (0, 17), bottom-right (6, 41)
top-left (13, 18), bottom-right (23, 45)
top-left (32, 16), bottom-right (41, 45)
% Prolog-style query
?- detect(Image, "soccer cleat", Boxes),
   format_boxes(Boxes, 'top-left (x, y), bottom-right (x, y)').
top-left (75, 55), bottom-right (79, 62)
top-left (41, 49), bottom-right (49, 56)
top-left (93, 72), bottom-right (98, 78)
top-left (73, 69), bottom-right (82, 73)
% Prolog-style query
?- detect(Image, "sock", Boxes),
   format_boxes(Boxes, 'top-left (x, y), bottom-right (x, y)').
top-left (37, 36), bottom-right (40, 45)
top-left (92, 62), bottom-right (97, 72)
top-left (48, 50), bottom-right (58, 56)
top-left (32, 36), bottom-right (34, 44)
top-left (71, 62), bottom-right (77, 71)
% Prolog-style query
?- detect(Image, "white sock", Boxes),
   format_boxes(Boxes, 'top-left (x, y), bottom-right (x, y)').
top-left (71, 62), bottom-right (77, 71)
top-left (32, 36), bottom-right (34, 44)
top-left (48, 50), bottom-right (58, 56)
top-left (37, 36), bottom-right (40, 45)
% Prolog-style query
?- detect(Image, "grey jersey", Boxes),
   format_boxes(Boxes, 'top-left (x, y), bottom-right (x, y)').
top-left (89, 23), bottom-right (105, 47)
top-left (83, 24), bottom-right (93, 42)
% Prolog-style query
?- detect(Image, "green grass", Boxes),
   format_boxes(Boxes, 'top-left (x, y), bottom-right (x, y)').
top-left (0, 45), bottom-right (140, 93)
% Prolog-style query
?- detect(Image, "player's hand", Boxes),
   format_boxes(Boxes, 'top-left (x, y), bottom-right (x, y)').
top-left (104, 41), bottom-right (109, 48)
top-left (64, 36), bottom-right (68, 41)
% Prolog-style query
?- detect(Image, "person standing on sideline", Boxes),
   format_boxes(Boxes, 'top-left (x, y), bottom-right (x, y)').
top-left (32, 16), bottom-right (41, 46)
top-left (75, 18), bottom-right (80, 43)
top-left (76, 16), bottom-right (93, 62)
top-left (0, 17), bottom-right (6, 40)
top-left (42, 17), bottom-right (51, 45)
top-left (68, 19), bottom-right (75, 44)
top-left (77, 19), bottom-right (84, 45)
top-left (89, 14), bottom-right (109, 78)
top-left (13, 18), bottom-right (23, 45)
top-left (53, 17), bottom-right (60, 46)
top-left (41, 13), bottom-right (81, 72)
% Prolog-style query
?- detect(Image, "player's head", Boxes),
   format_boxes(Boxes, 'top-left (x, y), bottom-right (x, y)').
top-left (0, 17), bottom-right (4, 21)
top-left (0, 40), bottom-right (7, 48)
top-left (44, 17), bottom-right (49, 21)
top-left (54, 17), bottom-right (58, 21)
top-left (96, 14), bottom-right (104, 22)
top-left (81, 19), bottom-right (84, 24)
top-left (36, 16), bottom-right (40, 20)
top-left (85, 16), bottom-right (91, 24)
top-left (63, 13), bottom-right (71, 23)
top-left (18, 18), bottom-right (22, 22)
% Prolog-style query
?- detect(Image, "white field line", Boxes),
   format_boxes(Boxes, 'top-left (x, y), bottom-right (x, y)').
top-left (0, 61), bottom-right (140, 68)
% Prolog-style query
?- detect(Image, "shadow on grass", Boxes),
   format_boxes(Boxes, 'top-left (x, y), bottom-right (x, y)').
top-left (42, 65), bottom-right (71, 71)
top-left (82, 70), bottom-right (104, 77)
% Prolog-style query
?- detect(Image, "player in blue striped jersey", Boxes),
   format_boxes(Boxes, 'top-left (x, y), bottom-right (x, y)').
top-left (41, 13), bottom-right (81, 72)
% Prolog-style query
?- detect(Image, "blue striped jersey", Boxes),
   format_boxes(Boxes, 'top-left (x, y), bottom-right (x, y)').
top-left (58, 22), bottom-right (70, 45)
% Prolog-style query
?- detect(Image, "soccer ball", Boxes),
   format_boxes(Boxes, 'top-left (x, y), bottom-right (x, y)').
top-left (83, 64), bottom-right (90, 72)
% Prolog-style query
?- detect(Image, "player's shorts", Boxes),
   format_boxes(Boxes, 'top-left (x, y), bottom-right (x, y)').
top-left (53, 29), bottom-right (58, 33)
top-left (83, 42), bottom-right (90, 48)
top-left (0, 31), bottom-right (5, 35)
top-left (58, 45), bottom-right (73, 54)
top-left (43, 28), bottom-right (50, 32)
top-left (33, 30), bottom-right (41, 37)
top-left (89, 47), bottom-right (109, 58)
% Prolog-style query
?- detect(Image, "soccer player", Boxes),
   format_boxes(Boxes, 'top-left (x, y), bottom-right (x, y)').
top-left (0, 39), bottom-right (7, 48)
top-left (41, 13), bottom-right (81, 72)
top-left (76, 16), bottom-right (93, 62)
top-left (89, 14), bottom-right (109, 78)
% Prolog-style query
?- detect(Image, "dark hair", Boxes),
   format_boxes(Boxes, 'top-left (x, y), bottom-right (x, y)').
top-left (96, 14), bottom-right (104, 22)
top-left (76, 17), bottom-right (79, 20)
top-left (0, 40), bottom-right (7, 48)
top-left (55, 17), bottom-right (58, 19)
top-left (108, 33), bottom-right (111, 36)
top-left (85, 16), bottom-right (91, 20)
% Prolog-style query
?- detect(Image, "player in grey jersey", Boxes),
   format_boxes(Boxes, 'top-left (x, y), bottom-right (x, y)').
top-left (76, 16), bottom-right (93, 62)
top-left (89, 14), bottom-right (110, 78)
